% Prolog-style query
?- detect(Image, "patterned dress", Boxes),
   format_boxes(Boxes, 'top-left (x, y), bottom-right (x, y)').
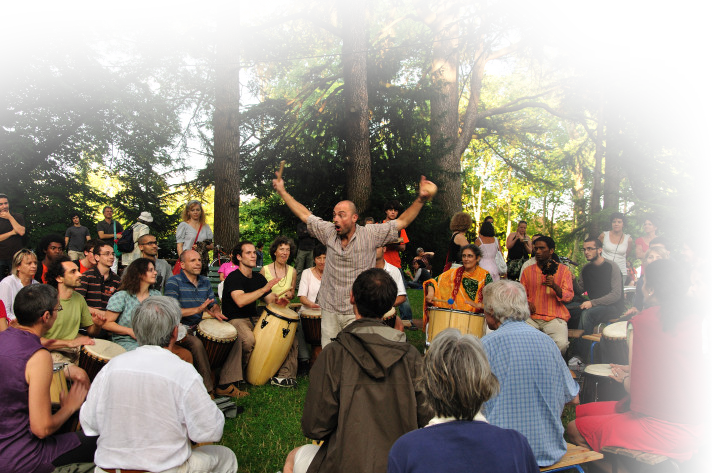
top-left (423, 265), bottom-right (493, 328)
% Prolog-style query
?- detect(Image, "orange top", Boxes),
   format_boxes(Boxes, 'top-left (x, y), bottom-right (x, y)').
top-left (520, 262), bottom-right (573, 322)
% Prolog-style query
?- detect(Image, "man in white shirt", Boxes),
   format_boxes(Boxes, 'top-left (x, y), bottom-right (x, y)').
top-left (80, 296), bottom-right (238, 473)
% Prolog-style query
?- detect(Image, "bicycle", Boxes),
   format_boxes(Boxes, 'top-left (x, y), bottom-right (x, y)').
top-left (210, 244), bottom-right (231, 267)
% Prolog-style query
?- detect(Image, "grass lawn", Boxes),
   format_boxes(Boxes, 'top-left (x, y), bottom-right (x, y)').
top-left (218, 289), bottom-right (575, 472)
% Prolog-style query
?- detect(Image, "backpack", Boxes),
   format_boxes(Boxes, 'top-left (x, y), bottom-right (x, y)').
top-left (116, 224), bottom-right (136, 253)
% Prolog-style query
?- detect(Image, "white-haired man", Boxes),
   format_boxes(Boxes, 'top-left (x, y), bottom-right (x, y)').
top-left (481, 280), bottom-right (579, 468)
top-left (80, 296), bottom-right (237, 473)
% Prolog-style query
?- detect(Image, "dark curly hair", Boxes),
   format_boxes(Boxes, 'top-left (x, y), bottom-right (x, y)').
top-left (644, 259), bottom-right (706, 332)
top-left (269, 236), bottom-right (296, 261)
top-left (118, 258), bottom-right (155, 295)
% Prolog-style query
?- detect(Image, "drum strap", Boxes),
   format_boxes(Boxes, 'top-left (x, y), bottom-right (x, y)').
top-left (265, 307), bottom-right (297, 324)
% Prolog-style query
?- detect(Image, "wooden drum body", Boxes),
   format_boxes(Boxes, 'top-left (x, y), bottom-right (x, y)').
top-left (300, 308), bottom-right (322, 347)
top-left (196, 319), bottom-right (238, 368)
top-left (78, 339), bottom-right (126, 381)
top-left (599, 321), bottom-right (629, 365)
top-left (581, 364), bottom-right (627, 404)
top-left (247, 304), bottom-right (299, 385)
top-left (426, 307), bottom-right (485, 344)
top-left (50, 363), bottom-right (80, 433)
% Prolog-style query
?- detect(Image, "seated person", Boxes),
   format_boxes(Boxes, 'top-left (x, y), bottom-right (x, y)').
top-left (567, 259), bottom-right (705, 464)
top-left (388, 328), bottom-right (539, 473)
top-left (0, 248), bottom-right (40, 321)
top-left (282, 268), bottom-right (431, 473)
top-left (80, 296), bottom-right (237, 473)
top-left (482, 280), bottom-right (579, 467)
top-left (425, 244), bottom-right (492, 312)
top-left (406, 258), bottom-right (431, 289)
top-left (0, 284), bottom-right (96, 473)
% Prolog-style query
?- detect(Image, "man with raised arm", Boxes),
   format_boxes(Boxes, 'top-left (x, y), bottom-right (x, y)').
top-left (272, 174), bottom-right (436, 346)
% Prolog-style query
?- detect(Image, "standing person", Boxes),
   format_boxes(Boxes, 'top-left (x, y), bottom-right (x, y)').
top-left (445, 212), bottom-right (472, 271)
top-left (80, 296), bottom-right (238, 473)
top-left (382, 200), bottom-right (414, 327)
top-left (520, 236), bottom-right (574, 354)
top-left (567, 259), bottom-right (705, 464)
top-left (635, 217), bottom-right (658, 259)
top-left (0, 193), bottom-right (27, 280)
top-left (294, 221), bottom-right (316, 286)
top-left (506, 220), bottom-right (532, 280)
top-left (221, 241), bottom-right (295, 387)
top-left (255, 241), bottom-right (264, 269)
top-left (64, 213), bottom-right (91, 261)
top-left (387, 329), bottom-right (539, 473)
top-left (35, 234), bottom-right (65, 284)
top-left (598, 211), bottom-right (634, 278)
top-left (120, 210), bottom-right (152, 268)
top-left (176, 200), bottom-right (213, 275)
top-left (96, 206), bottom-right (122, 274)
top-left (0, 284), bottom-right (96, 473)
top-left (481, 280), bottom-right (579, 467)
top-left (0, 249), bottom-right (39, 321)
top-left (282, 268), bottom-right (431, 473)
top-left (137, 234), bottom-right (172, 292)
top-left (272, 173), bottom-right (436, 346)
top-left (260, 236), bottom-right (297, 303)
top-left (475, 221), bottom-right (504, 281)
top-left (75, 242), bottom-right (121, 319)
top-left (42, 256), bottom-right (105, 363)
top-left (76, 239), bottom-right (100, 273)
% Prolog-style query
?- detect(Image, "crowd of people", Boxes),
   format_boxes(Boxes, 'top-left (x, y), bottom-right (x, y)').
top-left (0, 184), bottom-right (707, 473)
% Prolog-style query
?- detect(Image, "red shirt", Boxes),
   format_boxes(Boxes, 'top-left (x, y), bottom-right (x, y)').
top-left (383, 221), bottom-right (408, 268)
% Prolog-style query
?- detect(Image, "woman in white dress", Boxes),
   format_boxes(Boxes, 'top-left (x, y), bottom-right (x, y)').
top-left (598, 212), bottom-right (634, 277)
top-left (475, 221), bottom-right (503, 281)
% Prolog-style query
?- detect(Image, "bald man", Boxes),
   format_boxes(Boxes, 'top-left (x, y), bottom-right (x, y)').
top-left (272, 175), bottom-right (435, 346)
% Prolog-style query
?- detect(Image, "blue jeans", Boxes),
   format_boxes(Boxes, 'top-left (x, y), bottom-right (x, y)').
top-left (579, 305), bottom-right (618, 335)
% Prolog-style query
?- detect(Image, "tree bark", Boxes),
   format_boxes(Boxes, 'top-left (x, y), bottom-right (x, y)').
top-left (341, 1), bottom-right (371, 213)
top-left (213, 6), bottom-right (241, 251)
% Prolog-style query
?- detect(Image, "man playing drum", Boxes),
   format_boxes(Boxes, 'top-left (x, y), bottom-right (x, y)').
top-left (80, 296), bottom-right (238, 473)
top-left (165, 250), bottom-right (248, 399)
top-left (481, 280), bottom-right (579, 467)
top-left (221, 241), bottom-right (298, 387)
top-left (272, 173), bottom-right (436, 346)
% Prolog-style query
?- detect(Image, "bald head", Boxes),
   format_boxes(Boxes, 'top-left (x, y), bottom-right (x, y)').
top-left (333, 201), bottom-right (359, 238)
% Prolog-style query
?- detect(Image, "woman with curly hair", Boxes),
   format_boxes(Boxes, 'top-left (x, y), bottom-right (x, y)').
top-left (444, 212), bottom-right (472, 271)
top-left (260, 236), bottom-right (297, 302)
top-left (567, 259), bottom-right (705, 464)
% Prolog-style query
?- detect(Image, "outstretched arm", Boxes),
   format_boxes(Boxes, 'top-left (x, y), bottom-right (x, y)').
top-left (272, 174), bottom-right (312, 223)
top-left (395, 176), bottom-right (437, 231)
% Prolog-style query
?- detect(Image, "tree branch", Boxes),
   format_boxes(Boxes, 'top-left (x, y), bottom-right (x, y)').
top-left (240, 11), bottom-right (342, 38)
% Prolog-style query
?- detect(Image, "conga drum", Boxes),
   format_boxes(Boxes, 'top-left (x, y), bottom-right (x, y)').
top-left (599, 321), bottom-right (629, 365)
top-left (78, 339), bottom-right (126, 381)
top-left (300, 308), bottom-right (322, 364)
top-left (196, 319), bottom-right (238, 368)
top-left (426, 307), bottom-right (485, 344)
top-left (581, 364), bottom-right (627, 404)
top-left (247, 304), bottom-right (299, 385)
top-left (382, 307), bottom-right (396, 328)
top-left (50, 363), bottom-right (80, 432)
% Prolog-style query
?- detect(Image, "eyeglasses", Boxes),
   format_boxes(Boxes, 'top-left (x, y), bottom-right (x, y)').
top-left (51, 305), bottom-right (63, 313)
top-left (583, 247), bottom-right (598, 252)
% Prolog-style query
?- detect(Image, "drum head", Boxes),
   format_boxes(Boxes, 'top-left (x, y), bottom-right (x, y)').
top-left (83, 339), bottom-right (126, 361)
top-left (177, 324), bottom-right (188, 342)
top-left (266, 303), bottom-right (299, 321)
top-left (383, 307), bottom-right (396, 319)
top-left (301, 308), bottom-right (322, 318)
top-left (602, 321), bottom-right (628, 340)
top-left (584, 364), bottom-right (613, 377)
top-left (198, 318), bottom-right (238, 340)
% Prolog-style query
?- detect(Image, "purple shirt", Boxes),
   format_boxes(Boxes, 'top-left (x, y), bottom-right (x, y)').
top-left (0, 327), bottom-right (80, 473)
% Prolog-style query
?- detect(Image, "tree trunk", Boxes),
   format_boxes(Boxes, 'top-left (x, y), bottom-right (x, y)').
top-left (429, 11), bottom-right (461, 218)
top-left (213, 6), bottom-right (241, 251)
top-left (341, 1), bottom-right (371, 213)
top-left (589, 106), bottom-right (605, 237)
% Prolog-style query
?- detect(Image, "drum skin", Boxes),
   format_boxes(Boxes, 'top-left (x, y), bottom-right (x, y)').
top-left (599, 321), bottom-right (629, 365)
top-left (581, 364), bottom-right (627, 404)
top-left (427, 307), bottom-right (485, 343)
top-left (382, 307), bottom-right (396, 328)
top-left (247, 304), bottom-right (299, 385)
top-left (78, 339), bottom-right (126, 381)
top-left (196, 319), bottom-right (238, 368)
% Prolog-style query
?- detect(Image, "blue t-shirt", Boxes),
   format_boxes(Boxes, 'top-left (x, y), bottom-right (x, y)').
top-left (388, 420), bottom-right (539, 473)
top-left (106, 290), bottom-right (161, 351)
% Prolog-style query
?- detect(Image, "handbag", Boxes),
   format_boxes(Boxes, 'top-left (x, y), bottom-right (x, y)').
top-left (495, 248), bottom-right (507, 274)
top-left (173, 223), bottom-right (203, 275)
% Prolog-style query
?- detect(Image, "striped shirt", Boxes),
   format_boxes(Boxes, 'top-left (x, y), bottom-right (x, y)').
top-left (76, 267), bottom-right (121, 310)
top-left (307, 214), bottom-right (399, 314)
top-left (520, 261), bottom-right (573, 322)
top-left (164, 271), bottom-right (216, 326)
